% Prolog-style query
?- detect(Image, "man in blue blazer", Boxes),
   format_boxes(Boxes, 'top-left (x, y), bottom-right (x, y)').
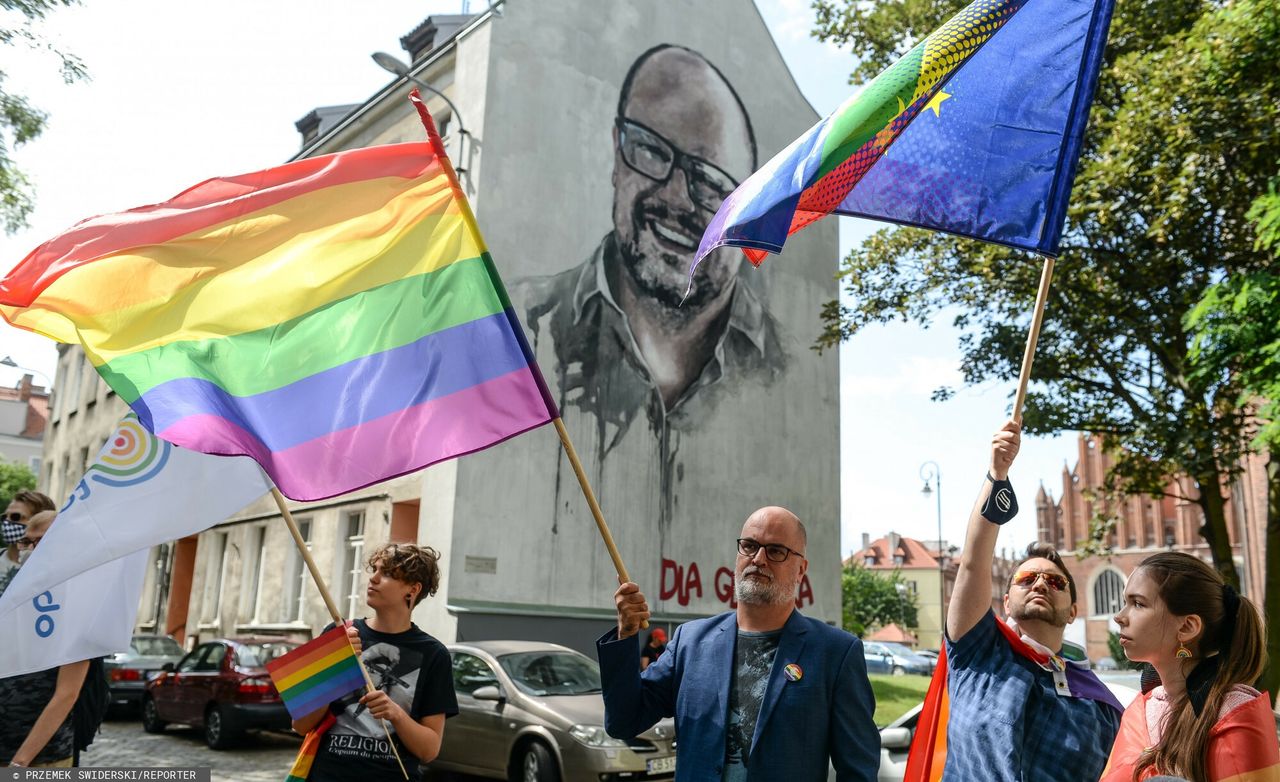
top-left (597, 506), bottom-right (879, 781)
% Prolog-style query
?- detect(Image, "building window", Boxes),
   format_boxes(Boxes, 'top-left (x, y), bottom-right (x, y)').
top-left (341, 511), bottom-right (366, 619)
top-left (1092, 569), bottom-right (1125, 617)
top-left (201, 532), bottom-right (230, 622)
top-left (28, 456), bottom-right (39, 476)
top-left (242, 526), bottom-right (268, 622)
top-left (283, 519), bottom-right (312, 622)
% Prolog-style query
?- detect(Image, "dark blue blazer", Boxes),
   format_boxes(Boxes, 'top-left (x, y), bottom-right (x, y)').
top-left (597, 610), bottom-right (879, 781)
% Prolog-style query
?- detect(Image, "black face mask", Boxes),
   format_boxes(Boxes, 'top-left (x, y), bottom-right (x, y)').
top-left (1, 519), bottom-right (24, 546)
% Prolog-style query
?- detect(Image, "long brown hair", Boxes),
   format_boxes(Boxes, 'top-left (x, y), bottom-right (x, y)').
top-left (1133, 552), bottom-right (1266, 782)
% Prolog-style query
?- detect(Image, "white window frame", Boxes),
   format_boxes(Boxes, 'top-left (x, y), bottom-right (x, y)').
top-left (341, 511), bottom-right (366, 619)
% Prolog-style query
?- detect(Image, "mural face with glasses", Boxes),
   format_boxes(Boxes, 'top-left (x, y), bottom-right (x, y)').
top-left (610, 45), bottom-right (756, 311)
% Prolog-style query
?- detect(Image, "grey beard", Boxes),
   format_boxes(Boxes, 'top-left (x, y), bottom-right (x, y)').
top-left (735, 574), bottom-right (795, 606)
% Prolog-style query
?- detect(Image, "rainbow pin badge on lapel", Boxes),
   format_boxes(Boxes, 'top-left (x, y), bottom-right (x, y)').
top-left (784, 663), bottom-right (803, 682)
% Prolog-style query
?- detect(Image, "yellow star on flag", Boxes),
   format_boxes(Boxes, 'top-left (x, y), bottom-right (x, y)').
top-left (925, 90), bottom-right (952, 117)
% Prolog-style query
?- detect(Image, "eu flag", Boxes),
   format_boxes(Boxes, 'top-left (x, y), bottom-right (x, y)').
top-left (694, 0), bottom-right (1116, 272)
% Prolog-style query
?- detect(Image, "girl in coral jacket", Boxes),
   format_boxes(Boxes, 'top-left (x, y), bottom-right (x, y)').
top-left (1100, 552), bottom-right (1279, 782)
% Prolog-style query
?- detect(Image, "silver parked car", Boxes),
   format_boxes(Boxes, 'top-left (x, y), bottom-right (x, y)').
top-left (104, 634), bottom-right (185, 714)
top-left (433, 641), bottom-right (676, 782)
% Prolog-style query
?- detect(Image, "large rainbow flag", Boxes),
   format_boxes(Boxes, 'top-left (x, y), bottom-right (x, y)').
top-left (693, 0), bottom-right (1116, 273)
top-left (265, 625), bottom-right (366, 721)
top-left (0, 93), bottom-right (558, 501)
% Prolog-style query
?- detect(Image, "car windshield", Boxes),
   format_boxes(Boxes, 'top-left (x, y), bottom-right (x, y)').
top-left (235, 642), bottom-right (297, 667)
top-left (497, 651), bottom-right (602, 696)
top-left (883, 643), bottom-right (919, 657)
top-left (131, 637), bottom-right (183, 656)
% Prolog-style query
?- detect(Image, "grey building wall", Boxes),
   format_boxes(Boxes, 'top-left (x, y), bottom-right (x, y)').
top-left (448, 0), bottom-right (841, 636)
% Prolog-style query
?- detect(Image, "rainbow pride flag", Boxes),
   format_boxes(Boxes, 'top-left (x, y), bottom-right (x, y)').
top-left (0, 93), bottom-right (558, 501)
top-left (694, 0), bottom-right (1115, 273)
top-left (266, 625), bottom-right (366, 721)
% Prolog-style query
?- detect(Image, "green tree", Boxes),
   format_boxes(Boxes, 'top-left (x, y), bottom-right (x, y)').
top-left (841, 561), bottom-right (919, 636)
top-left (811, 0), bottom-right (1280, 589)
top-left (0, 459), bottom-right (37, 503)
top-left (1186, 181), bottom-right (1280, 702)
top-left (0, 0), bottom-right (86, 233)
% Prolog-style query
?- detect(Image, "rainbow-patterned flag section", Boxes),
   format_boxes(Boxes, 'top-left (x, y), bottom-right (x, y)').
top-left (0, 93), bottom-right (558, 502)
top-left (694, 0), bottom-right (1116, 273)
top-left (267, 626), bottom-right (365, 721)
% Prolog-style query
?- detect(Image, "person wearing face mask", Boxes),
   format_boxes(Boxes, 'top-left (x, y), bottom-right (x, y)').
top-left (0, 490), bottom-right (56, 598)
top-left (1100, 552), bottom-right (1279, 781)
top-left (597, 505), bottom-right (879, 781)
top-left (1, 509), bottom-right (91, 769)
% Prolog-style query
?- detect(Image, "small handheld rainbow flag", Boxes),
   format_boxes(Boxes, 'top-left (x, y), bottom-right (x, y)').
top-left (266, 625), bottom-right (366, 721)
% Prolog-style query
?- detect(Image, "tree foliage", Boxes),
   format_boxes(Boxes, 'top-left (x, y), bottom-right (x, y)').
top-left (0, 0), bottom-right (85, 233)
top-left (0, 459), bottom-right (36, 503)
top-left (841, 562), bottom-right (920, 637)
top-left (810, 0), bottom-right (1280, 587)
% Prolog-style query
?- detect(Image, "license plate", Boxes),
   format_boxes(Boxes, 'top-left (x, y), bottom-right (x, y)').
top-left (646, 756), bottom-right (676, 774)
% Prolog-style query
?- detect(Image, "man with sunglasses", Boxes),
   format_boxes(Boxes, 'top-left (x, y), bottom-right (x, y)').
top-left (938, 421), bottom-right (1121, 781)
top-left (596, 506), bottom-right (879, 781)
top-left (0, 490), bottom-right (56, 598)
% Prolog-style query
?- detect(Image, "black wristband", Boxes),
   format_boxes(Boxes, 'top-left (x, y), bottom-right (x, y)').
top-left (981, 473), bottom-right (1018, 525)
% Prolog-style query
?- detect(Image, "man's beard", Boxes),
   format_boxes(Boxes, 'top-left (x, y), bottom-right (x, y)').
top-left (735, 566), bottom-right (796, 606)
top-left (617, 203), bottom-right (733, 311)
top-left (1011, 596), bottom-right (1070, 628)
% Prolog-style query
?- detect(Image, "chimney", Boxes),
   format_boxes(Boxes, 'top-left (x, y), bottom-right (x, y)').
top-left (18, 373), bottom-right (33, 402)
top-left (861, 532), bottom-right (870, 551)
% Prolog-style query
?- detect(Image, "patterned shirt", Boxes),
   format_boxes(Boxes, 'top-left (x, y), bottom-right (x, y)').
top-left (0, 667), bottom-right (75, 764)
top-left (723, 629), bottom-right (782, 782)
top-left (943, 610), bottom-right (1120, 781)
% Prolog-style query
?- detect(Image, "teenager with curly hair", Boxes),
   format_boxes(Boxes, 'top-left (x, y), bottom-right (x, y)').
top-left (291, 543), bottom-right (458, 782)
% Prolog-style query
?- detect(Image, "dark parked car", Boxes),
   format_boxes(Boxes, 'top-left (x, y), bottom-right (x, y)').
top-left (142, 636), bottom-right (299, 749)
top-left (432, 640), bottom-right (676, 782)
top-left (105, 634), bottom-right (185, 713)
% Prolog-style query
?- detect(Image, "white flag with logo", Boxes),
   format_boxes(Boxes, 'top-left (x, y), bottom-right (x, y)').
top-left (0, 414), bottom-right (271, 677)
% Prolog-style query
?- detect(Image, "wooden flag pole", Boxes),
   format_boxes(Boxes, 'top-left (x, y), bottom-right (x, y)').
top-left (553, 418), bottom-right (631, 583)
top-left (268, 485), bottom-right (409, 780)
top-left (551, 419), bottom-right (648, 629)
top-left (1011, 255), bottom-right (1056, 425)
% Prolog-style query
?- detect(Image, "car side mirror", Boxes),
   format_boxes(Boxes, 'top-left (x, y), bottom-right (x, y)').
top-left (161, 662), bottom-right (176, 672)
top-left (880, 727), bottom-right (912, 750)
top-left (472, 685), bottom-right (504, 702)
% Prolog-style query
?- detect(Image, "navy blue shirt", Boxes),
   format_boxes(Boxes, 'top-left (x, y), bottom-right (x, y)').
top-left (943, 611), bottom-right (1120, 781)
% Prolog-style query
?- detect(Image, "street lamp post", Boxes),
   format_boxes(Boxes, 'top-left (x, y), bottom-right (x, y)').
top-left (0, 355), bottom-right (53, 388)
top-left (919, 461), bottom-right (944, 647)
top-left (371, 51), bottom-right (470, 178)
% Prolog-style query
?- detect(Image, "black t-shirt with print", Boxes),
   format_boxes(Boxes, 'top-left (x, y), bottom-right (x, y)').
top-left (309, 619), bottom-right (458, 782)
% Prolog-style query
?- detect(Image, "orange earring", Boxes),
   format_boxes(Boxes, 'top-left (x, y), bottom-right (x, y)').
top-left (1175, 642), bottom-right (1192, 659)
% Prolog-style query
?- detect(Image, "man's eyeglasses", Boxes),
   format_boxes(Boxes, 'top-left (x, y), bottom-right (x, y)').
top-left (736, 538), bottom-right (804, 563)
top-left (15, 536), bottom-right (39, 550)
top-left (1012, 569), bottom-right (1069, 592)
top-left (3, 512), bottom-right (28, 523)
top-left (615, 117), bottom-right (740, 213)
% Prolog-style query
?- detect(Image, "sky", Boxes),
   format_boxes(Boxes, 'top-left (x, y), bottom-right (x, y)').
top-left (0, 0), bottom-right (1074, 560)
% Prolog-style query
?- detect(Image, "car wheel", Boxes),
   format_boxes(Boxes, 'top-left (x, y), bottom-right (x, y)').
top-left (892, 665), bottom-right (906, 676)
top-left (141, 696), bottom-right (166, 733)
top-left (514, 741), bottom-right (558, 782)
top-left (203, 705), bottom-right (239, 750)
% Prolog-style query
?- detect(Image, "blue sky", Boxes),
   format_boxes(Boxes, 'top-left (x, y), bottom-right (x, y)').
top-left (0, 0), bottom-right (1072, 557)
